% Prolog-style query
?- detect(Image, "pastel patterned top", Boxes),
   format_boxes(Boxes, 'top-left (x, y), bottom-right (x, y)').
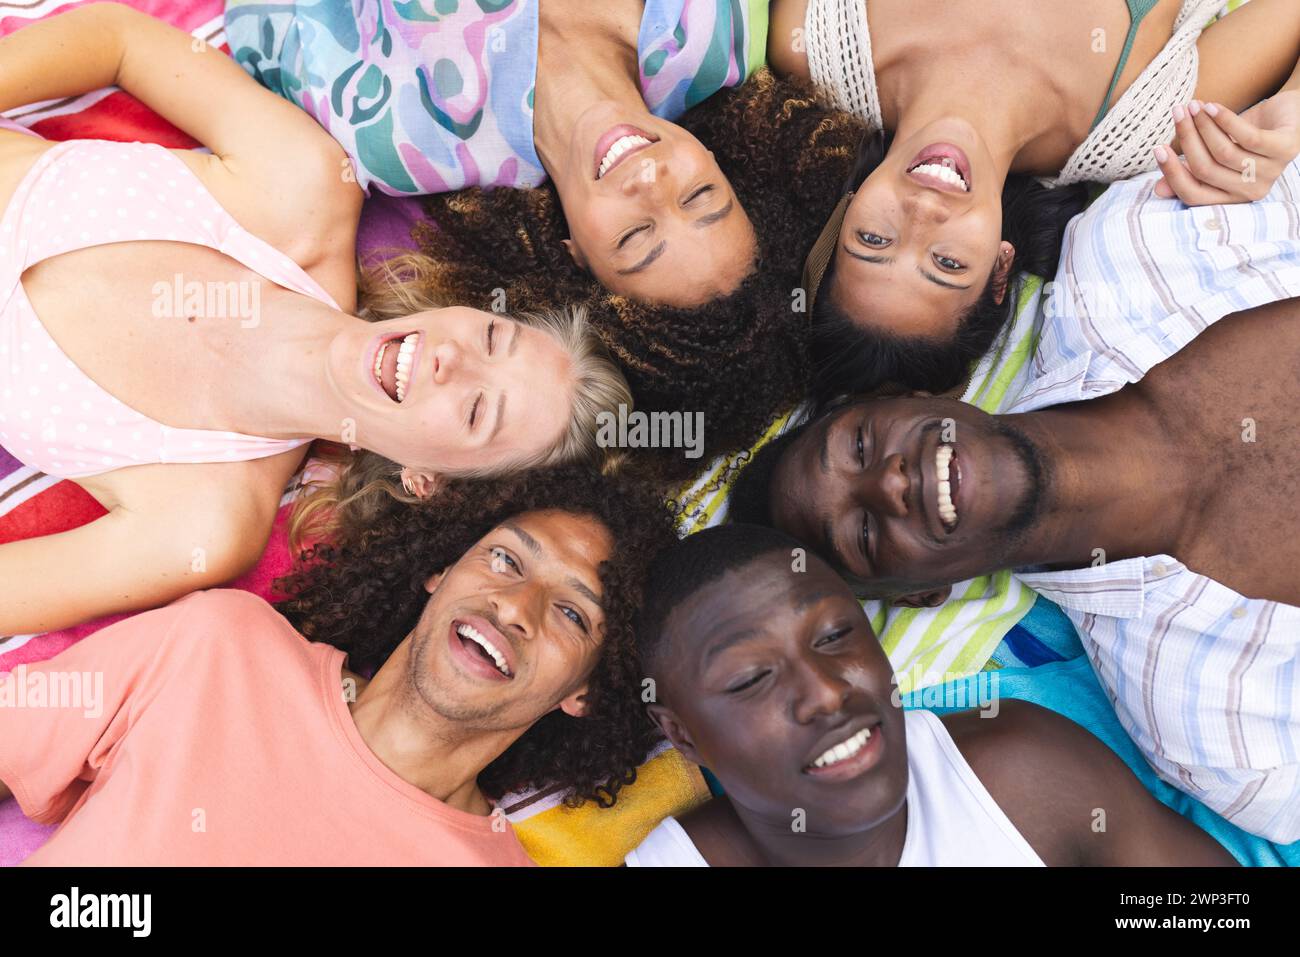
top-left (223, 0), bottom-right (769, 196)
top-left (0, 138), bottom-right (326, 480)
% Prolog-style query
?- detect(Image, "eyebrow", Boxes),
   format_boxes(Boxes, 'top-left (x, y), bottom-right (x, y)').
top-left (702, 589), bottom-right (835, 663)
top-left (502, 523), bottom-right (603, 608)
top-left (694, 198), bottom-right (734, 229)
top-left (616, 240), bottom-right (667, 275)
top-left (841, 244), bottom-right (973, 290)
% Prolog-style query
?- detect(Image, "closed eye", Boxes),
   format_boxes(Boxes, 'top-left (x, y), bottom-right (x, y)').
top-left (468, 392), bottom-right (484, 429)
top-left (727, 671), bottom-right (768, 694)
top-left (814, 626), bottom-right (853, 649)
top-left (684, 184), bottom-right (714, 205)
top-left (618, 224), bottom-right (651, 249)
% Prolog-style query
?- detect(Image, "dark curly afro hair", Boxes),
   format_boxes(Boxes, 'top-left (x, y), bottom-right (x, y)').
top-left (274, 463), bottom-right (680, 808)
top-left (413, 70), bottom-right (868, 478)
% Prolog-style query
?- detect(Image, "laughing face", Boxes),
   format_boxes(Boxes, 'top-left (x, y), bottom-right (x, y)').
top-left (551, 104), bottom-right (757, 307)
top-left (404, 509), bottom-right (613, 729)
top-left (647, 549), bottom-right (908, 836)
top-left (830, 119), bottom-right (1013, 339)
top-left (768, 396), bottom-right (1047, 598)
top-left (326, 306), bottom-right (575, 474)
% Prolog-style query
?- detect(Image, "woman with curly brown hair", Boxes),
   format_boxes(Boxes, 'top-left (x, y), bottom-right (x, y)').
top-left (225, 0), bottom-right (770, 307)
top-left (277, 462), bottom-right (680, 811)
top-left (414, 71), bottom-right (869, 474)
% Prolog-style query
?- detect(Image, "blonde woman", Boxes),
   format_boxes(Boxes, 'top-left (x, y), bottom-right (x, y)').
top-left (0, 4), bottom-right (630, 635)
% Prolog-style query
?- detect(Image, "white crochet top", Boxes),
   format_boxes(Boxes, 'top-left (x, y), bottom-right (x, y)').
top-left (803, 0), bottom-right (1229, 186)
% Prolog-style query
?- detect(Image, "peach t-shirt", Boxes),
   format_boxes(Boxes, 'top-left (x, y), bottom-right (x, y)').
top-left (0, 589), bottom-right (535, 866)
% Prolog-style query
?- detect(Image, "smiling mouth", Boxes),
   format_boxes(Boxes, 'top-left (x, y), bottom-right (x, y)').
top-left (803, 720), bottom-right (884, 779)
top-left (907, 143), bottom-right (972, 193)
top-left (372, 332), bottom-right (420, 403)
top-left (936, 443), bottom-right (961, 531)
top-left (454, 620), bottom-right (514, 679)
top-left (594, 125), bottom-right (657, 180)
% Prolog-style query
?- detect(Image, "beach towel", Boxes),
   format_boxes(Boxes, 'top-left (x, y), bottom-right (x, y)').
top-left (0, 0), bottom-right (707, 867)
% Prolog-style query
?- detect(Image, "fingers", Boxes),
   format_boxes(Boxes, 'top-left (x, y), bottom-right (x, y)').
top-left (1199, 102), bottom-right (1268, 156)
top-left (1152, 145), bottom-right (1234, 206)
top-left (1191, 102), bottom-right (1249, 171)
top-left (1172, 103), bottom-right (1249, 194)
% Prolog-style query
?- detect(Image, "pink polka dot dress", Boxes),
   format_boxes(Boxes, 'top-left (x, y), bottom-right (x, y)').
top-left (0, 139), bottom-right (340, 479)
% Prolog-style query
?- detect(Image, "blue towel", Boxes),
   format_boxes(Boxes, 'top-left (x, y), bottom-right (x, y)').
top-left (906, 597), bottom-right (1299, 866)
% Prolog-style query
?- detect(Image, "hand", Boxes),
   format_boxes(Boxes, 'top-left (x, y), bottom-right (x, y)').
top-left (1152, 91), bottom-right (1300, 205)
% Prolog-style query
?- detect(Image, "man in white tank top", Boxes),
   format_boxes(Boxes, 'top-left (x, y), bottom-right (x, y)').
top-left (626, 525), bottom-right (1234, 867)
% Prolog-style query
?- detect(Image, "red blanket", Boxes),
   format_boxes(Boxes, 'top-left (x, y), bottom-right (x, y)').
top-left (0, 0), bottom-right (303, 865)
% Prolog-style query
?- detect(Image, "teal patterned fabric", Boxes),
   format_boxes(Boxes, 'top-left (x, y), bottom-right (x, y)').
top-left (224, 0), bottom-right (767, 196)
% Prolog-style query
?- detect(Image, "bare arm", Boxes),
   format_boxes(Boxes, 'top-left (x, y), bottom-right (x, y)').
top-left (1194, 0), bottom-right (1300, 111)
top-left (951, 701), bottom-right (1237, 866)
top-left (0, 3), bottom-right (361, 298)
top-left (0, 477), bottom-right (279, 636)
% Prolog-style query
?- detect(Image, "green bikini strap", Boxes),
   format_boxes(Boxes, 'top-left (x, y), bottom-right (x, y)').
top-left (1089, 0), bottom-right (1164, 132)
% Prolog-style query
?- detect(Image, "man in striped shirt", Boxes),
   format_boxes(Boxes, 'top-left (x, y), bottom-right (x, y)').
top-left (749, 156), bottom-right (1300, 843)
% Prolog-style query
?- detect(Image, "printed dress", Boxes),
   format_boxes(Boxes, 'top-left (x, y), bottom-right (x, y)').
top-left (224, 0), bottom-right (768, 195)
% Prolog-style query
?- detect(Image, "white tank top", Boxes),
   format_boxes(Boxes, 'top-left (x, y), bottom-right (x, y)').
top-left (626, 710), bottom-right (1045, 867)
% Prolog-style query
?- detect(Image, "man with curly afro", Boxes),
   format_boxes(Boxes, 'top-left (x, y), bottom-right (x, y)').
top-left (0, 464), bottom-right (677, 865)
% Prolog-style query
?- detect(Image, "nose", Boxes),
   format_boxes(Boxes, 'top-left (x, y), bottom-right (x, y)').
top-left (431, 340), bottom-right (463, 384)
top-left (621, 154), bottom-right (671, 199)
top-left (791, 654), bottom-right (852, 725)
top-left (852, 452), bottom-right (910, 519)
top-left (903, 188), bottom-right (951, 225)
top-left (489, 581), bottom-right (535, 643)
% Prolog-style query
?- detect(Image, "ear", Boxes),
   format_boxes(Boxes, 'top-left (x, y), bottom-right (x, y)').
top-left (891, 585), bottom-right (951, 609)
top-left (557, 684), bottom-right (591, 719)
top-left (645, 703), bottom-right (703, 766)
top-left (423, 569), bottom-right (445, 594)
top-left (561, 238), bottom-right (589, 272)
top-left (399, 467), bottom-right (441, 500)
top-left (991, 241), bottom-right (1016, 305)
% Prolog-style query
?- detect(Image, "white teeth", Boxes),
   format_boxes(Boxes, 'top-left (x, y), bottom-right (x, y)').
top-left (376, 333), bottom-right (419, 403)
top-left (457, 623), bottom-right (510, 676)
top-left (809, 726), bottom-right (873, 769)
top-left (910, 162), bottom-right (969, 191)
top-left (936, 444), bottom-right (958, 527)
top-left (597, 134), bottom-right (652, 179)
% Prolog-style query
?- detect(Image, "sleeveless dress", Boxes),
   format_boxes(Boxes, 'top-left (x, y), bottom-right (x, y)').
top-left (224, 0), bottom-right (770, 195)
top-left (0, 138), bottom-right (331, 479)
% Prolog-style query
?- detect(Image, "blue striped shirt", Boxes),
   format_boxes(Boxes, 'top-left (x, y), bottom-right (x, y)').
top-left (1011, 161), bottom-right (1300, 842)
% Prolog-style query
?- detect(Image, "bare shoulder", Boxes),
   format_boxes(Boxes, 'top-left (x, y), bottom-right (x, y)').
top-left (167, 145), bottom-right (361, 309)
top-left (942, 700), bottom-right (1123, 864)
top-left (106, 448), bottom-right (306, 574)
top-left (769, 0), bottom-right (812, 81)
top-left (678, 796), bottom-right (767, 866)
top-left (0, 130), bottom-right (54, 222)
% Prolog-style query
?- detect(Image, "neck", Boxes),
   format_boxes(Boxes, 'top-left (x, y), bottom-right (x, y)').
top-left (870, 11), bottom-right (1047, 176)
top-left (1000, 395), bottom-right (1206, 570)
top-left (728, 795), bottom-right (909, 867)
top-left (532, 0), bottom-right (645, 177)
top-left (207, 289), bottom-right (361, 443)
top-left (346, 643), bottom-right (523, 814)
